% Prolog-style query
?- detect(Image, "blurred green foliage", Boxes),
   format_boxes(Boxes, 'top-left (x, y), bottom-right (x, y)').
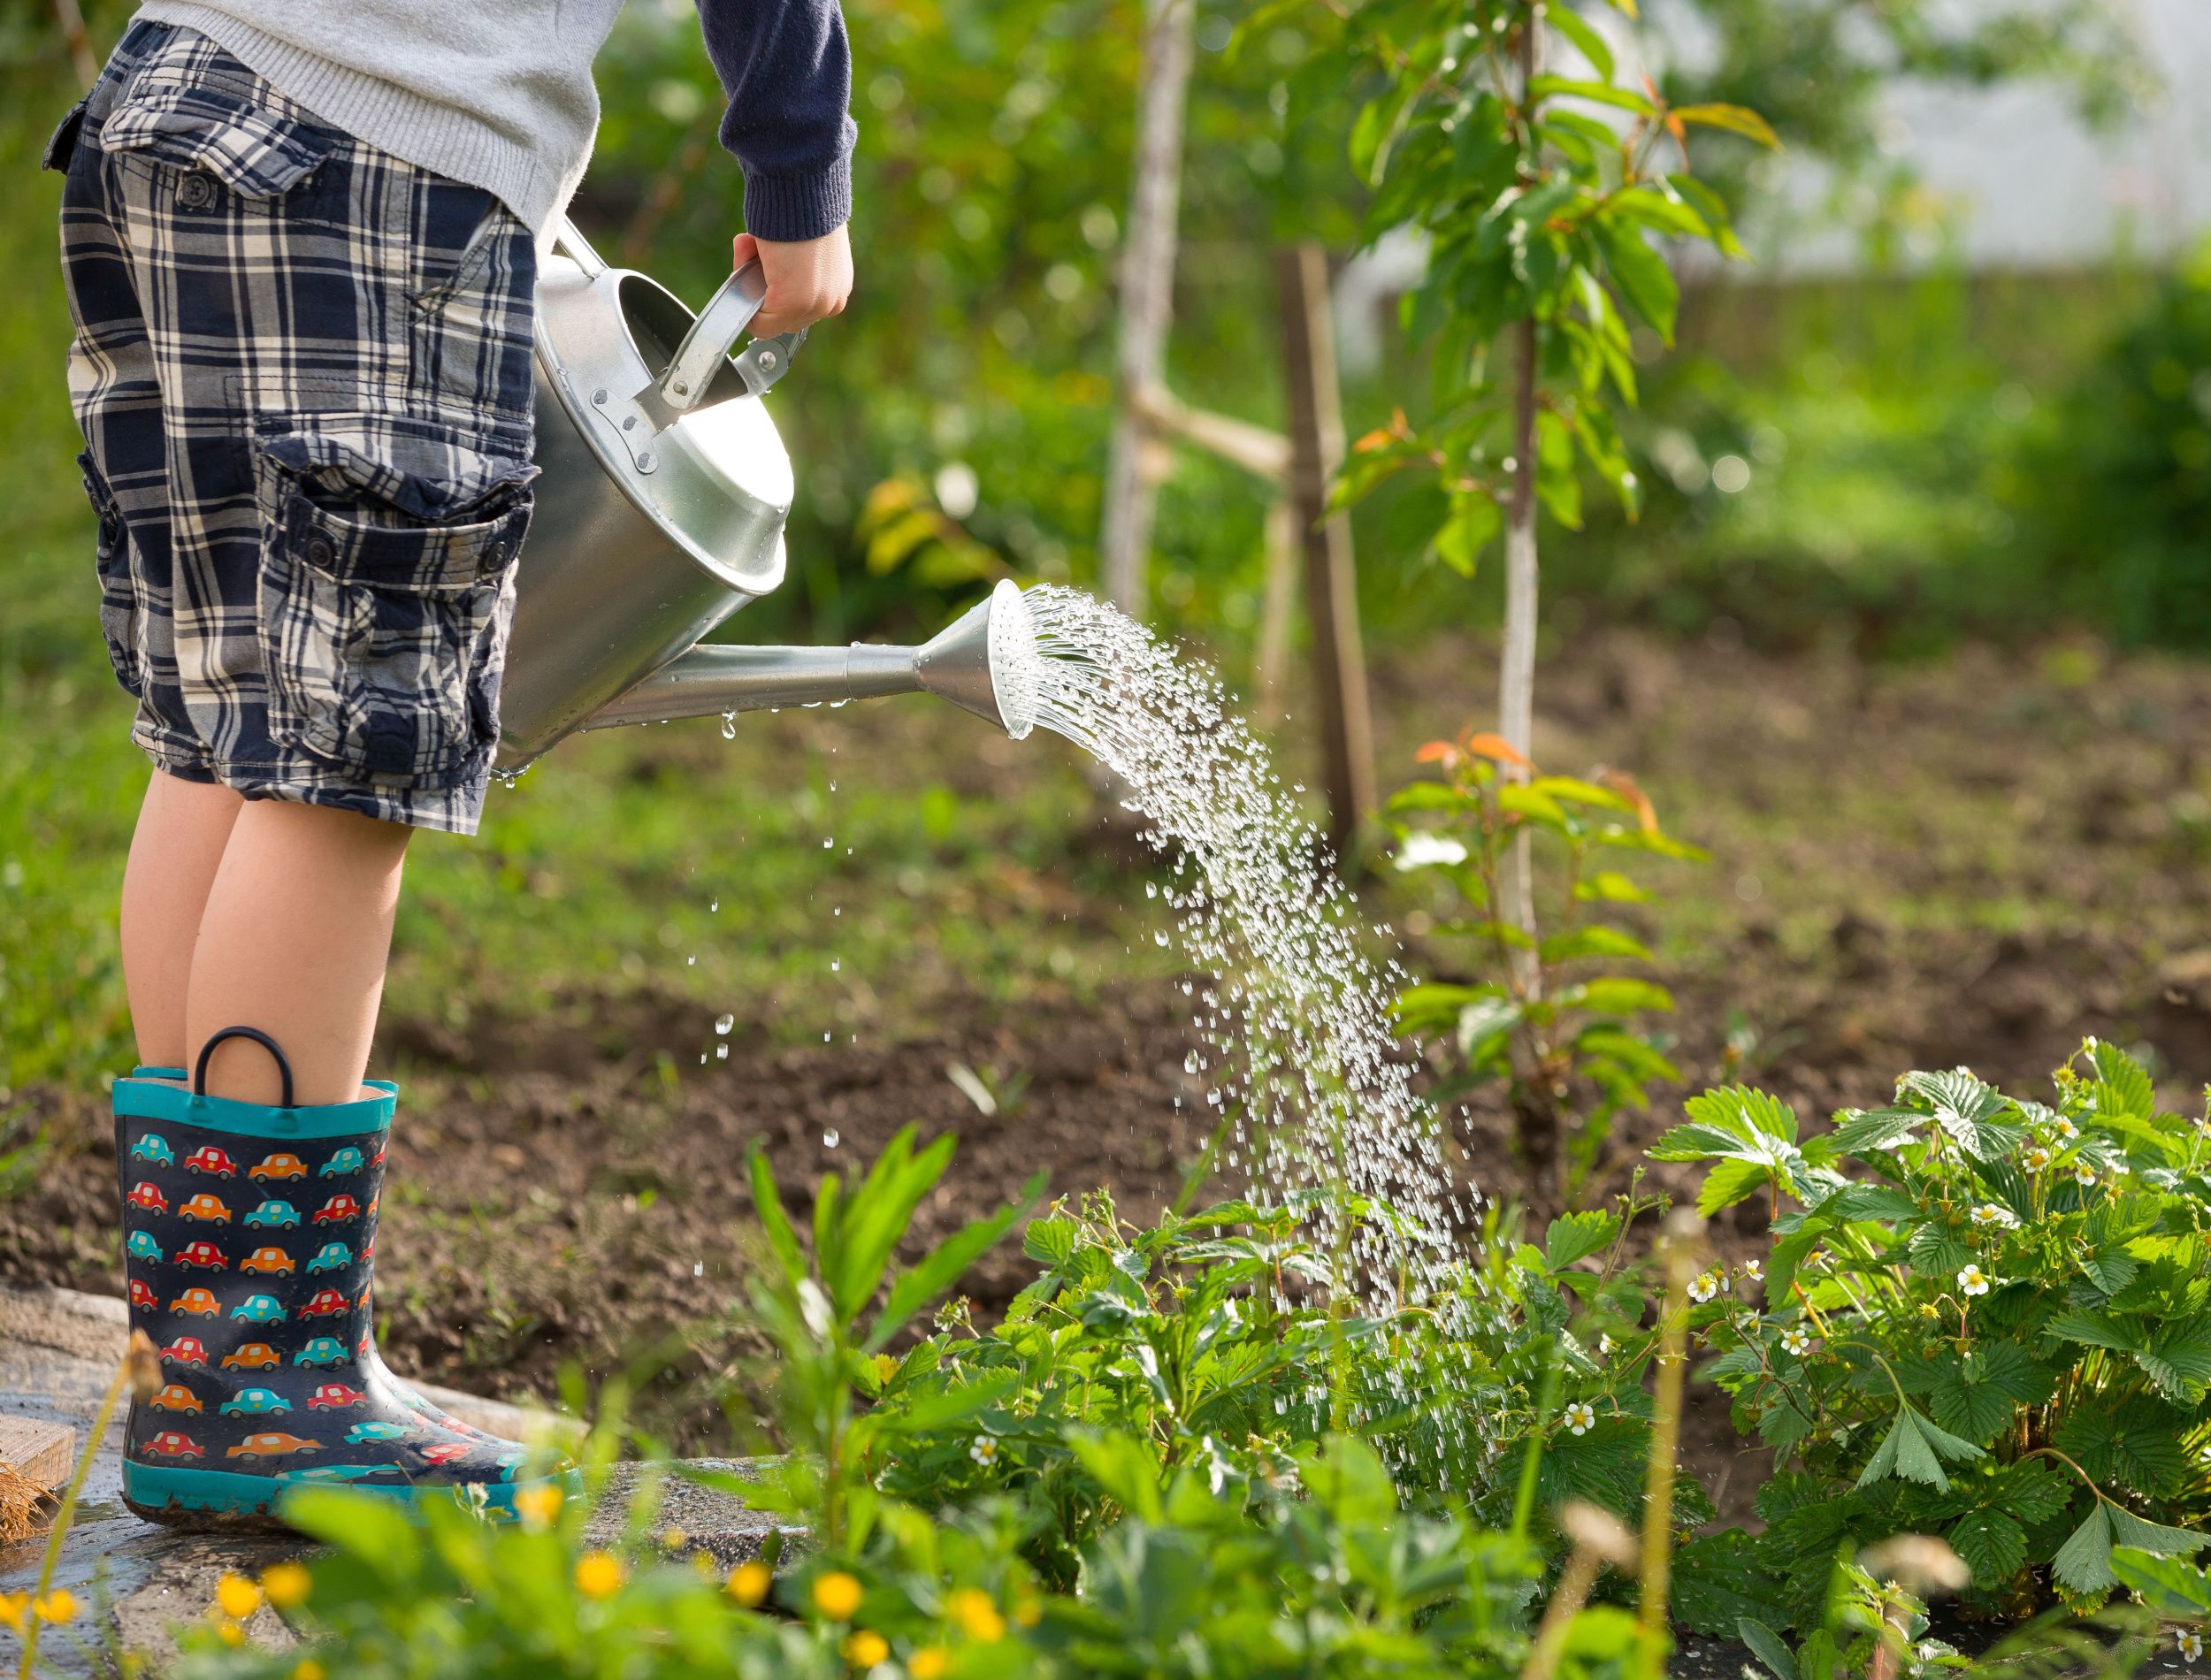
top-left (2023, 239), bottom-right (2211, 653)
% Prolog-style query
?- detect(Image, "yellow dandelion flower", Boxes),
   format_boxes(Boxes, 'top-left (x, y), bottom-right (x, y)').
top-left (34, 1589), bottom-right (80, 1626)
top-left (0, 1593), bottom-right (26, 1633)
top-left (574, 1552), bottom-right (626, 1600)
top-left (909, 1647), bottom-right (951, 1680)
top-left (513, 1484), bottom-right (563, 1529)
top-left (216, 1619), bottom-right (246, 1647)
top-left (292, 1661), bottom-right (326, 1680)
top-left (813, 1570), bottom-right (865, 1620)
top-left (259, 1562), bottom-right (311, 1610)
top-left (947, 1587), bottom-right (1006, 1643)
top-left (215, 1572), bottom-right (262, 1620)
top-left (842, 1629), bottom-right (890, 1667)
top-left (726, 1560), bottom-right (773, 1607)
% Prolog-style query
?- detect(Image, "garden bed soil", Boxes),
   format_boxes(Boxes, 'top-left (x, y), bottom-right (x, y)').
top-left (11, 629), bottom-right (2211, 1496)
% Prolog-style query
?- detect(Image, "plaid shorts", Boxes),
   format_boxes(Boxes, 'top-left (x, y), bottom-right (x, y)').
top-left (48, 23), bottom-right (538, 836)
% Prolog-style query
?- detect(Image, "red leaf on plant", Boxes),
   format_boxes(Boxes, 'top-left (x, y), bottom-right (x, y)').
top-left (1463, 732), bottom-right (1533, 769)
top-left (1415, 741), bottom-right (1461, 766)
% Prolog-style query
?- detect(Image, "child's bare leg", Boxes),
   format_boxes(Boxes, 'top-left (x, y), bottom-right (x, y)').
top-left (119, 770), bottom-right (245, 1068)
top-left (185, 799), bottom-right (412, 1105)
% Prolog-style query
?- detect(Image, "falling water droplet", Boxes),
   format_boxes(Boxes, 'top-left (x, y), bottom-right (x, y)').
top-left (715, 1043), bottom-right (729, 1060)
top-left (715, 1014), bottom-right (735, 1035)
top-left (720, 712), bottom-right (737, 739)
top-left (822, 1128), bottom-right (839, 1148)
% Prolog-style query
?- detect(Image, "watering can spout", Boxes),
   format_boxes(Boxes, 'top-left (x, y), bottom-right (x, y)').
top-left (576, 579), bottom-right (1040, 743)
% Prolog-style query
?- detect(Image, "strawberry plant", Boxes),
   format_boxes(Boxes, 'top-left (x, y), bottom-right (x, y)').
top-left (1390, 727), bottom-right (1704, 1187)
top-left (1661, 1042), bottom-right (2211, 1630)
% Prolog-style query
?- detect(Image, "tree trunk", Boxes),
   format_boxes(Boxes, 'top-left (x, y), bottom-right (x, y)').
top-left (1499, 16), bottom-right (1549, 1173)
top-left (1098, 0), bottom-right (1196, 618)
top-left (54, 0), bottom-right (98, 88)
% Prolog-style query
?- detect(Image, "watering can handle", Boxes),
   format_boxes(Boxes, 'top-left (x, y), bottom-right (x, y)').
top-left (651, 263), bottom-right (807, 421)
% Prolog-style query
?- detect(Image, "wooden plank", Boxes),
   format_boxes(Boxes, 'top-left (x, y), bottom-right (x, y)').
top-left (1129, 383), bottom-right (1290, 482)
top-left (0, 1417), bottom-right (75, 1492)
top-left (1274, 241), bottom-right (1376, 862)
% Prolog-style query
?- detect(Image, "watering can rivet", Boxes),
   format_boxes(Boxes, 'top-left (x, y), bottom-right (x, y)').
top-left (760, 351), bottom-right (777, 370)
top-left (591, 387), bottom-right (608, 404)
top-left (671, 379), bottom-right (689, 396)
top-left (623, 416), bottom-right (636, 430)
top-left (636, 451), bottom-right (655, 470)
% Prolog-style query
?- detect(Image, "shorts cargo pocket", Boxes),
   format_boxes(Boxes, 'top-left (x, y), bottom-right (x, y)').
top-left (97, 80), bottom-right (333, 212)
top-left (251, 425), bottom-right (534, 780)
top-left (79, 451), bottom-right (144, 699)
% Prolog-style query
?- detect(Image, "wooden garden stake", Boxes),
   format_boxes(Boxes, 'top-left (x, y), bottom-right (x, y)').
top-left (1098, 0), bottom-right (1196, 618)
top-left (1275, 241), bottom-right (1375, 859)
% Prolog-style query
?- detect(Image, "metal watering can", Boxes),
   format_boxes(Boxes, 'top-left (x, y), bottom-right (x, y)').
top-left (494, 219), bottom-right (1038, 774)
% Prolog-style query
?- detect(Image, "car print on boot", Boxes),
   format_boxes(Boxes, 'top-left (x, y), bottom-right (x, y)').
top-left (141, 1430), bottom-right (203, 1458)
top-left (319, 1146), bottom-right (365, 1178)
top-left (415, 1441), bottom-right (471, 1468)
top-left (128, 1279), bottom-right (157, 1310)
top-left (227, 1432), bottom-right (321, 1458)
top-left (312, 1194), bottom-right (361, 1225)
top-left (295, 1336), bottom-right (348, 1368)
top-left (184, 1144), bottom-right (237, 1177)
top-left (299, 1288), bottom-right (348, 1318)
top-left (130, 1134), bottom-right (174, 1166)
top-left (241, 1247), bottom-right (295, 1275)
top-left (170, 1288), bottom-right (219, 1317)
top-left (176, 1240), bottom-right (226, 1270)
top-left (162, 1335), bottom-right (210, 1365)
top-left (219, 1387), bottom-right (292, 1417)
top-left (369, 1141), bottom-right (386, 1170)
top-left (245, 1199), bottom-right (300, 1229)
top-left (249, 1151), bottom-right (308, 1181)
top-left (306, 1382), bottom-right (366, 1410)
top-left (281, 1463), bottom-right (383, 1485)
top-left (149, 1384), bottom-right (203, 1413)
top-left (231, 1294), bottom-right (286, 1325)
top-left (221, 1342), bottom-right (280, 1371)
top-left (126, 1230), bottom-right (163, 1263)
top-left (180, 1193), bottom-right (232, 1223)
top-left (345, 1420), bottom-right (409, 1445)
top-left (125, 1180), bottom-right (168, 1213)
top-left (306, 1241), bottom-right (351, 1273)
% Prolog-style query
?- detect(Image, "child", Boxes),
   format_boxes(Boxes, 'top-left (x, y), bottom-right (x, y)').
top-left (47, 0), bottom-right (855, 1527)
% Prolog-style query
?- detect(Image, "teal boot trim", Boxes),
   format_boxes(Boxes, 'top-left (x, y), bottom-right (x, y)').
top-left (121, 1460), bottom-right (579, 1523)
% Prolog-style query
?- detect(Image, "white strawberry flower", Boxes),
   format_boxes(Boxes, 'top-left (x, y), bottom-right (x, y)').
top-left (2177, 1630), bottom-right (2204, 1661)
top-left (968, 1434), bottom-right (998, 1467)
top-left (2073, 1162), bottom-right (2096, 1187)
top-left (1687, 1271), bottom-right (1719, 1304)
top-left (2023, 1146), bottom-right (2051, 1172)
top-left (1970, 1203), bottom-right (2016, 1228)
top-left (1740, 1259), bottom-right (1763, 1282)
top-left (1561, 1401), bottom-right (1596, 1437)
top-left (1958, 1264), bottom-right (1991, 1297)
top-left (1597, 1334), bottom-right (1613, 1360)
top-left (2052, 1117), bottom-right (2078, 1141)
top-left (1780, 1324), bottom-right (1813, 1358)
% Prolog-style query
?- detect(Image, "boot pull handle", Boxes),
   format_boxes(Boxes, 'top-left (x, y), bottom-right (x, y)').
top-left (194, 1026), bottom-right (295, 1109)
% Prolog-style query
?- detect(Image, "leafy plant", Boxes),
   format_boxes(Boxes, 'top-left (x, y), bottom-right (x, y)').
top-left (1390, 727), bottom-right (1703, 1187)
top-left (148, 1132), bottom-right (1675, 1680)
top-left (1661, 1042), bottom-right (2211, 1628)
top-left (727, 1123), bottom-right (1042, 1549)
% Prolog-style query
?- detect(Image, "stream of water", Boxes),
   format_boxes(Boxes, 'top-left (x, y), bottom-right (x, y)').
top-left (1008, 586), bottom-right (1490, 1472)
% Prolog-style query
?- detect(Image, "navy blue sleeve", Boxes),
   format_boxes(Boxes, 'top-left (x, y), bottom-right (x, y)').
top-left (693, 0), bottom-right (858, 241)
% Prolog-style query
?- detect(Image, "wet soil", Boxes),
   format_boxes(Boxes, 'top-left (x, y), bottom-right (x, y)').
top-left (10, 630), bottom-right (2211, 1492)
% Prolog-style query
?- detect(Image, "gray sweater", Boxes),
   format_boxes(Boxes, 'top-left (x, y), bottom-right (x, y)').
top-left (133, 0), bottom-right (856, 241)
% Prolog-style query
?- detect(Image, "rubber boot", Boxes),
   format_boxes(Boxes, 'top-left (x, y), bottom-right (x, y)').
top-left (115, 1028), bottom-right (578, 1528)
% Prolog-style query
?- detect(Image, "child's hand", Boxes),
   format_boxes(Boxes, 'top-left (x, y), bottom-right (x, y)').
top-left (734, 226), bottom-right (853, 337)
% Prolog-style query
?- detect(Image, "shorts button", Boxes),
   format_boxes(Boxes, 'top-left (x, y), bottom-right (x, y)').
top-left (177, 172), bottom-right (215, 209)
top-left (483, 541), bottom-right (508, 569)
top-left (303, 532), bottom-right (337, 569)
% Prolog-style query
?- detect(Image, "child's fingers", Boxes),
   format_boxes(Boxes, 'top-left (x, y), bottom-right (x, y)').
top-left (735, 226), bottom-right (853, 338)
